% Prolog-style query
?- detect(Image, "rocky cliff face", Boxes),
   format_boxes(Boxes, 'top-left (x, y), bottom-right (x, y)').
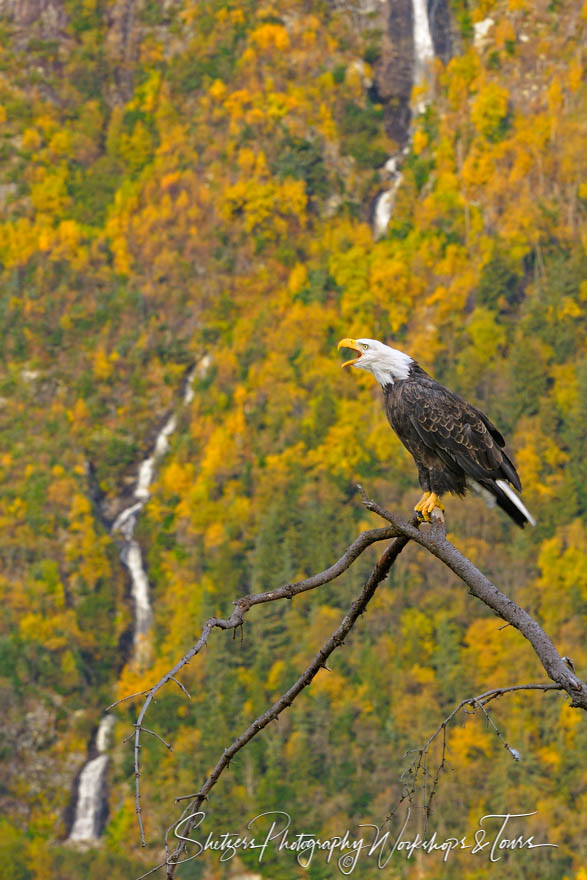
top-left (104, 0), bottom-right (143, 104)
top-left (2, 0), bottom-right (451, 140)
top-left (0, 0), bottom-right (66, 35)
top-left (0, 0), bottom-right (146, 103)
top-left (428, 0), bottom-right (452, 60)
top-left (376, 0), bottom-right (415, 145)
top-left (373, 0), bottom-right (452, 145)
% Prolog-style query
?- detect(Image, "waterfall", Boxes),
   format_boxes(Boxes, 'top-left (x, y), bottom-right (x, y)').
top-left (67, 367), bottom-right (196, 842)
top-left (111, 369), bottom-right (195, 663)
top-left (134, 415), bottom-right (177, 501)
top-left (373, 170), bottom-right (404, 241)
top-left (68, 716), bottom-right (115, 841)
top-left (111, 409), bottom-right (179, 662)
top-left (412, 0), bottom-right (435, 87)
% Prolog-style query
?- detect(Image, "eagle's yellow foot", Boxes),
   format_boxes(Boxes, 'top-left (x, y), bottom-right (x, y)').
top-left (418, 492), bottom-right (444, 522)
top-left (414, 492), bottom-right (431, 512)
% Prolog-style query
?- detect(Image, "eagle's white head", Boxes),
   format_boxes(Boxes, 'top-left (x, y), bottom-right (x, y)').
top-left (337, 338), bottom-right (413, 387)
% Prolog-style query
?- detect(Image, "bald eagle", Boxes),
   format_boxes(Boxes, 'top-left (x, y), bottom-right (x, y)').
top-left (338, 338), bottom-right (535, 528)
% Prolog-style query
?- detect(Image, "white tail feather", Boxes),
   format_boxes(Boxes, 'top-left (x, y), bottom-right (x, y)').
top-left (496, 480), bottom-right (536, 526)
top-left (466, 477), bottom-right (496, 507)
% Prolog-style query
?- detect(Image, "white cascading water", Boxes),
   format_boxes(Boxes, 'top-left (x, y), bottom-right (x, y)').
top-left (111, 370), bottom-right (194, 660)
top-left (373, 171), bottom-right (404, 241)
top-left (412, 0), bottom-right (435, 88)
top-left (68, 716), bottom-right (115, 841)
top-left (67, 369), bottom-right (195, 842)
top-left (373, 0), bottom-right (435, 238)
top-left (111, 410), bottom-right (179, 660)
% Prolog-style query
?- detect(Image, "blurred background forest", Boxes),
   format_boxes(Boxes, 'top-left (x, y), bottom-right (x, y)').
top-left (0, 0), bottom-right (585, 877)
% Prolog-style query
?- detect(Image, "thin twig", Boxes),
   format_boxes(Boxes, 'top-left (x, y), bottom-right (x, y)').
top-left (170, 677), bottom-right (191, 699)
top-left (133, 725), bottom-right (173, 751)
top-left (135, 862), bottom-right (167, 880)
top-left (105, 689), bottom-right (152, 711)
top-left (473, 699), bottom-right (521, 760)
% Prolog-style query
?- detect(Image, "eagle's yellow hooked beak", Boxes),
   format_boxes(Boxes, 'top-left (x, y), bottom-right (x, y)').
top-left (338, 338), bottom-right (363, 368)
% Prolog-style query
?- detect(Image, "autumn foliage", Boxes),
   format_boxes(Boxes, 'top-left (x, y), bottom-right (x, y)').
top-left (0, 0), bottom-right (585, 877)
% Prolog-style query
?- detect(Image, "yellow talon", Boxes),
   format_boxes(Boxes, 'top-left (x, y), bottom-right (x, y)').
top-left (414, 492), bottom-right (431, 512)
top-left (419, 492), bottom-right (444, 520)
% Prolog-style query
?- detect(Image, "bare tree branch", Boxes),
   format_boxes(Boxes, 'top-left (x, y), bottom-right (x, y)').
top-left (109, 523), bottom-right (400, 847)
top-left (110, 488), bottom-right (586, 879)
top-left (169, 677), bottom-right (191, 699)
top-left (122, 725), bottom-right (173, 752)
top-left (473, 697), bottom-right (521, 761)
top-left (390, 682), bottom-right (563, 823)
top-left (135, 862), bottom-right (168, 880)
top-left (162, 523), bottom-right (416, 875)
top-left (106, 689), bottom-right (152, 711)
top-left (360, 494), bottom-right (587, 709)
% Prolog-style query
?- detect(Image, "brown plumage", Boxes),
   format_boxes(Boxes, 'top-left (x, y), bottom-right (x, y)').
top-left (338, 337), bottom-right (535, 527)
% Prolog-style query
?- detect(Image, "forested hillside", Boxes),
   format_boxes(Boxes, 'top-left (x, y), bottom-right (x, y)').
top-left (0, 0), bottom-right (585, 878)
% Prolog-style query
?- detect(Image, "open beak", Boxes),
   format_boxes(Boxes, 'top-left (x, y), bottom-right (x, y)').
top-left (338, 338), bottom-right (363, 368)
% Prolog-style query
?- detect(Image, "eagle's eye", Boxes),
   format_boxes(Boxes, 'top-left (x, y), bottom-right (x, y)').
top-left (361, 343), bottom-right (369, 350)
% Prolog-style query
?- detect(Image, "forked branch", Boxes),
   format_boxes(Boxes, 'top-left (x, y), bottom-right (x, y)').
top-left (390, 682), bottom-right (563, 824)
top-left (112, 522), bottom-right (403, 849)
top-left (359, 493), bottom-right (587, 709)
top-left (106, 489), bottom-right (586, 880)
top-left (162, 526), bottom-right (414, 876)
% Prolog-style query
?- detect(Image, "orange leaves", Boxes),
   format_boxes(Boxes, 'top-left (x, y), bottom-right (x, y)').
top-left (463, 618), bottom-right (535, 689)
top-left (209, 78), bottom-right (227, 101)
top-left (21, 126), bottom-right (42, 151)
top-left (305, 398), bottom-right (373, 479)
top-left (567, 58), bottom-right (583, 93)
top-left (547, 76), bottom-right (564, 119)
top-left (160, 460), bottom-right (194, 497)
top-left (448, 721), bottom-right (493, 768)
top-left (514, 419), bottom-right (569, 505)
top-left (412, 128), bottom-right (428, 156)
top-left (535, 520), bottom-right (587, 629)
top-left (250, 23), bottom-right (290, 53)
top-left (19, 609), bottom-right (82, 652)
top-left (288, 262), bottom-right (308, 295)
top-left (445, 51), bottom-right (481, 111)
top-left (92, 346), bottom-right (119, 381)
top-left (222, 176), bottom-right (307, 239)
top-left (265, 658), bottom-right (287, 692)
top-left (48, 470), bottom-right (77, 508)
top-left (36, 219), bottom-right (89, 269)
top-left (369, 253), bottom-right (414, 334)
top-left (223, 87), bottom-right (253, 121)
top-left (0, 0), bottom-right (584, 837)
top-left (493, 17), bottom-right (516, 51)
top-left (201, 406), bottom-right (246, 477)
top-left (0, 217), bottom-right (41, 268)
top-left (47, 129), bottom-right (73, 160)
